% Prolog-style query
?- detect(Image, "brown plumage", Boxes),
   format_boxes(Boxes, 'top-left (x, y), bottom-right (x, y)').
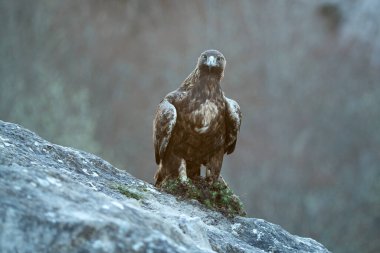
top-left (153, 49), bottom-right (242, 186)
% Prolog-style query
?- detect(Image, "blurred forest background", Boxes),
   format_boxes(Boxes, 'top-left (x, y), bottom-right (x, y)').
top-left (0, 0), bottom-right (379, 252)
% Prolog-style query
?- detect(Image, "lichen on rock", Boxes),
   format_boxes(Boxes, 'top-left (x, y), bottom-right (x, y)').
top-left (111, 183), bottom-right (143, 200)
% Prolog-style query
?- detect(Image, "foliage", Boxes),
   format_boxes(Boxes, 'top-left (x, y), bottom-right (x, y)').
top-left (161, 178), bottom-right (246, 217)
top-left (0, 63), bottom-right (101, 154)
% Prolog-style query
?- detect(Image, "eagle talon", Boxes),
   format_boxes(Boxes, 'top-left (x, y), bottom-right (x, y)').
top-left (206, 176), bottom-right (217, 186)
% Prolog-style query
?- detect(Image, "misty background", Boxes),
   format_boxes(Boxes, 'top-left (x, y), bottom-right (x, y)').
top-left (0, 1), bottom-right (379, 252)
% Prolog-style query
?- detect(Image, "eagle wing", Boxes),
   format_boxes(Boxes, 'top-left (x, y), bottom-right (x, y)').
top-left (153, 99), bottom-right (177, 164)
top-left (224, 97), bottom-right (242, 154)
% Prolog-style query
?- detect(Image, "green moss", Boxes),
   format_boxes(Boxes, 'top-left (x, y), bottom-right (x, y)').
top-left (112, 184), bottom-right (143, 200)
top-left (139, 185), bottom-right (149, 192)
top-left (160, 178), bottom-right (246, 217)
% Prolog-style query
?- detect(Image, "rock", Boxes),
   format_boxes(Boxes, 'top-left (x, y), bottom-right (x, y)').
top-left (0, 120), bottom-right (330, 253)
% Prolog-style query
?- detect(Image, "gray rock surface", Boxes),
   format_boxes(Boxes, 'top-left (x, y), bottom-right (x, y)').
top-left (0, 120), bottom-right (330, 253)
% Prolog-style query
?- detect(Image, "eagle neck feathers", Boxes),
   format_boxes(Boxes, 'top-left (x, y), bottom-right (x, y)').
top-left (180, 67), bottom-right (224, 98)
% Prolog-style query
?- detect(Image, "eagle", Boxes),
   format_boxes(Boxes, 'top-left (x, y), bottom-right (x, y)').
top-left (153, 49), bottom-right (242, 186)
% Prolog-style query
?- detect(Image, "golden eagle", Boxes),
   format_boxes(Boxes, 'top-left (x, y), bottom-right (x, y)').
top-left (153, 49), bottom-right (242, 186)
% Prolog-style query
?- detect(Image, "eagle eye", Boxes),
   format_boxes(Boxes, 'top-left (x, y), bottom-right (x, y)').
top-left (202, 54), bottom-right (207, 60)
top-left (217, 56), bottom-right (223, 61)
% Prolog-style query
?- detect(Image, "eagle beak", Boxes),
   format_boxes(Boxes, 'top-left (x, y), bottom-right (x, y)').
top-left (206, 56), bottom-right (217, 67)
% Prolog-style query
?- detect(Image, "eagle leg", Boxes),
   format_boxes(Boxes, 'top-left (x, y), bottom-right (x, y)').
top-left (178, 159), bottom-right (188, 182)
top-left (154, 149), bottom-right (181, 187)
top-left (205, 149), bottom-right (224, 183)
top-left (206, 168), bottom-right (211, 178)
top-left (186, 161), bottom-right (201, 181)
top-left (154, 162), bottom-right (165, 187)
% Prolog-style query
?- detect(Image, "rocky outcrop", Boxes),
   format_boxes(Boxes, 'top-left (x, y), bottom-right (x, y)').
top-left (0, 120), bottom-right (330, 253)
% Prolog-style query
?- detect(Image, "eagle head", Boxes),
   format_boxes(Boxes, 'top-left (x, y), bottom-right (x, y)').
top-left (197, 49), bottom-right (226, 77)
